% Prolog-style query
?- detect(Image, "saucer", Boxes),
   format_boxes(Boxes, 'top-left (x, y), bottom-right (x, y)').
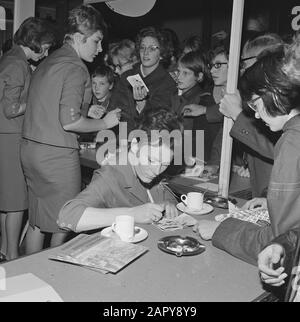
top-left (100, 226), bottom-right (148, 243)
top-left (176, 202), bottom-right (214, 216)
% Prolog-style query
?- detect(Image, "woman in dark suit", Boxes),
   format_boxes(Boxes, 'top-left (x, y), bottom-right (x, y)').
top-left (0, 17), bottom-right (55, 260)
top-left (21, 5), bottom-right (120, 255)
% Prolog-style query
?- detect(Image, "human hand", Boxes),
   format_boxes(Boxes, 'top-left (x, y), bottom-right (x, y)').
top-left (129, 203), bottom-right (164, 224)
top-left (88, 105), bottom-right (106, 119)
top-left (182, 104), bottom-right (207, 117)
top-left (242, 197), bottom-right (267, 210)
top-left (133, 84), bottom-right (148, 101)
top-left (161, 201), bottom-right (178, 219)
top-left (103, 108), bottom-right (121, 128)
top-left (193, 220), bottom-right (220, 240)
top-left (258, 244), bottom-right (287, 286)
top-left (11, 103), bottom-right (26, 115)
top-left (219, 91), bottom-right (242, 121)
top-left (212, 30), bottom-right (228, 40)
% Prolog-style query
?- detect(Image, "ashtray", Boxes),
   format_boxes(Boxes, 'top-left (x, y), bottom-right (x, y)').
top-left (205, 196), bottom-right (229, 209)
top-left (157, 236), bottom-right (205, 257)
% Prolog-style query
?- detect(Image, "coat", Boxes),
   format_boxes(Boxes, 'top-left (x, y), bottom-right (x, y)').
top-left (212, 114), bottom-right (300, 265)
top-left (110, 63), bottom-right (177, 132)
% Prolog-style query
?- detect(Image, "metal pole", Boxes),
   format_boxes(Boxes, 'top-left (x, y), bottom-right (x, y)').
top-left (218, 0), bottom-right (245, 198)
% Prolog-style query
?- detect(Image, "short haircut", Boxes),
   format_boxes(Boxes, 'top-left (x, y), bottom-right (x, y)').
top-left (178, 51), bottom-right (211, 84)
top-left (65, 5), bottom-right (107, 41)
top-left (135, 26), bottom-right (172, 66)
top-left (240, 46), bottom-right (300, 116)
top-left (243, 33), bottom-right (283, 56)
top-left (210, 45), bottom-right (230, 61)
top-left (13, 17), bottom-right (55, 53)
top-left (282, 33), bottom-right (300, 85)
top-left (108, 39), bottom-right (137, 65)
top-left (137, 108), bottom-right (183, 150)
top-left (92, 65), bottom-right (114, 85)
top-left (182, 35), bottom-right (204, 53)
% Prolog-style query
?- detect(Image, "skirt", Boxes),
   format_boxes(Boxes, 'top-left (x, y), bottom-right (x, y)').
top-left (0, 133), bottom-right (28, 212)
top-left (20, 139), bottom-right (81, 233)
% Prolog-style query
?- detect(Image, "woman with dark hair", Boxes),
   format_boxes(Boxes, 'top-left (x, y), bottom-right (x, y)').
top-left (110, 26), bottom-right (177, 133)
top-left (20, 5), bottom-right (120, 255)
top-left (0, 17), bottom-right (55, 261)
top-left (58, 108), bottom-right (182, 232)
top-left (195, 47), bottom-right (300, 265)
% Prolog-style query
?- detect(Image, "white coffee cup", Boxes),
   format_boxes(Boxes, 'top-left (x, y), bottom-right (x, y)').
top-left (111, 215), bottom-right (135, 242)
top-left (181, 192), bottom-right (204, 210)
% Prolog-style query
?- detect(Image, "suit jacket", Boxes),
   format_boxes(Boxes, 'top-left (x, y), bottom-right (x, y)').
top-left (58, 163), bottom-right (177, 232)
top-left (230, 112), bottom-right (280, 197)
top-left (0, 45), bottom-right (31, 133)
top-left (212, 115), bottom-right (300, 265)
top-left (23, 43), bottom-right (92, 149)
top-left (110, 63), bottom-right (177, 132)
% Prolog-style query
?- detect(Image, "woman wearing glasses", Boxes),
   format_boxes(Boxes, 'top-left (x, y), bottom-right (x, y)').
top-left (110, 26), bottom-right (177, 132)
top-left (196, 46), bottom-right (300, 265)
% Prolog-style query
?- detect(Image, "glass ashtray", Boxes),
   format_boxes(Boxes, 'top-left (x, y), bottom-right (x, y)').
top-left (205, 196), bottom-right (229, 209)
top-left (157, 236), bottom-right (205, 257)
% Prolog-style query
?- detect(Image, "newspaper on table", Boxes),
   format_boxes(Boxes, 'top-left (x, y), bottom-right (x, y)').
top-left (49, 232), bottom-right (148, 274)
top-left (214, 201), bottom-right (270, 227)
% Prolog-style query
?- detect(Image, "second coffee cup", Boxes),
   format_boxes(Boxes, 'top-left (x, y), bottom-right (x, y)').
top-left (181, 192), bottom-right (204, 210)
top-left (111, 215), bottom-right (135, 242)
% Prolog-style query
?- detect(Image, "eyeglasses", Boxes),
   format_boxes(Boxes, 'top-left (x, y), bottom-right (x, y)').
top-left (139, 45), bottom-right (160, 53)
top-left (209, 62), bottom-right (228, 69)
top-left (113, 61), bottom-right (131, 72)
top-left (240, 56), bottom-right (257, 69)
top-left (247, 96), bottom-right (261, 112)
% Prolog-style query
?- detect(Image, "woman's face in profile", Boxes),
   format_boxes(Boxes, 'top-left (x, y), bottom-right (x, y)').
top-left (251, 94), bottom-right (289, 132)
top-left (78, 30), bottom-right (103, 62)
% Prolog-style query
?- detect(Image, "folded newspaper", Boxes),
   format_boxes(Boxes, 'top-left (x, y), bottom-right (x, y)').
top-left (49, 232), bottom-right (148, 274)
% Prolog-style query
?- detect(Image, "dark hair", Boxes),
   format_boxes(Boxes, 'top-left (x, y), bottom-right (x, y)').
top-left (65, 5), bottom-right (107, 41)
top-left (242, 33), bottom-right (283, 57)
top-left (178, 51), bottom-right (211, 85)
top-left (13, 17), bottom-right (55, 53)
top-left (240, 46), bottom-right (300, 116)
top-left (92, 64), bottom-right (114, 85)
top-left (182, 35), bottom-right (204, 54)
top-left (135, 26), bottom-right (171, 66)
top-left (210, 45), bottom-right (230, 62)
top-left (138, 108), bottom-right (183, 143)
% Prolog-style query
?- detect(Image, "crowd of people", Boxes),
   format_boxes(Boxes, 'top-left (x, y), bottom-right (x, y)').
top-left (1, 3), bottom-right (300, 301)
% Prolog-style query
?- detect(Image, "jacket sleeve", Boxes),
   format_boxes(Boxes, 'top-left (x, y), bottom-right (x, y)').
top-left (205, 103), bottom-right (224, 123)
top-left (58, 169), bottom-right (112, 232)
top-left (230, 112), bottom-right (275, 160)
top-left (212, 217), bottom-right (275, 265)
top-left (0, 61), bottom-right (27, 119)
top-left (267, 137), bottom-right (300, 237)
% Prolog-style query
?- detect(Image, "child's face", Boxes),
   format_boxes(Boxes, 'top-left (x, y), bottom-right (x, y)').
top-left (176, 62), bottom-right (202, 93)
top-left (92, 75), bottom-right (113, 101)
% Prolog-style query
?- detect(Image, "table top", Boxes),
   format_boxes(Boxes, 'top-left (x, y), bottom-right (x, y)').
top-left (1, 206), bottom-right (263, 302)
